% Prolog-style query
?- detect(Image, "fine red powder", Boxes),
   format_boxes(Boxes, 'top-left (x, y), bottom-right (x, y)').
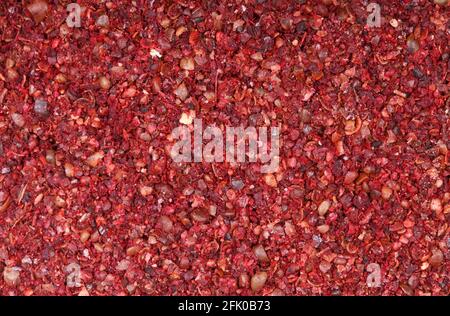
top-left (0, 0), bottom-right (448, 296)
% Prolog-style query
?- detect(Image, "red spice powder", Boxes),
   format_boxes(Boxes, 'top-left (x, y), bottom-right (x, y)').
top-left (0, 0), bottom-right (448, 296)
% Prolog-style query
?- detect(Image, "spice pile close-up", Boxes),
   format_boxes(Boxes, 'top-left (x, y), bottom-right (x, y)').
top-left (0, 0), bottom-right (448, 296)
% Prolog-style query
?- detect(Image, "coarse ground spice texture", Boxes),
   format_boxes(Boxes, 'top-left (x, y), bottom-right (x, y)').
top-left (0, 0), bottom-right (448, 296)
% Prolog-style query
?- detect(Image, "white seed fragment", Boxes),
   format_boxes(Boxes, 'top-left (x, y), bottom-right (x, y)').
top-left (96, 15), bottom-right (109, 27)
top-left (150, 49), bottom-right (162, 58)
top-left (251, 271), bottom-right (268, 292)
top-left (123, 87), bottom-right (137, 98)
top-left (64, 162), bottom-right (75, 177)
top-left (116, 259), bottom-right (130, 271)
top-left (34, 99), bottom-right (49, 116)
top-left (264, 174), bottom-right (277, 188)
top-left (180, 57), bottom-right (195, 71)
top-left (253, 245), bottom-right (269, 263)
top-left (179, 110), bottom-right (195, 125)
top-left (433, 0), bottom-right (448, 5)
top-left (54, 73), bottom-right (67, 83)
top-left (251, 52), bottom-right (263, 61)
top-left (381, 186), bottom-right (393, 200)
top-left (174, 83), bottom-right (189, 101)
top-left (318, 200), bottom-right (331, 216)
top-left (5, 58), bottom-right (15, 69)
top-left (3, 267), bottom-right (20, 287)
top-left (317, 224), bottom-right (330, 234)
top-left (78, 287), bottom-right (90, 296)
top-left (407, 38), bottom-right (420, 54)
top-left (99, 76), bottom-right (111, 90)
top-left (159, 215), bottom-right (173, 233)
top-left (54, 196), bottom-right (66, 208)
top-left (139, 186), bottom-right (153, 197)
top-left (389, 19), bottom-right (399, 28)
top-left (11, 113), bottom-right (25, 127)
top-left (86, 151), bottom-right (104, 167)
top-left (430, 198), bottom-right (442, 214)
top-left (80, 231), bottom-right (90, 243)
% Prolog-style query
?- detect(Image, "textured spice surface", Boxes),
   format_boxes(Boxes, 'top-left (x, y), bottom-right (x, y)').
top-left (0, 0), bottom-right (449, 296)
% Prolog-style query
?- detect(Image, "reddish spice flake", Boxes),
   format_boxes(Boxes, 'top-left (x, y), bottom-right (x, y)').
top-left (0, 0), bottom-right (448, 297)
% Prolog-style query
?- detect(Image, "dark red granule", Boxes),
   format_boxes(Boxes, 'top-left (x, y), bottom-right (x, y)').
top-left (0, 0), bottom-right (448, 296)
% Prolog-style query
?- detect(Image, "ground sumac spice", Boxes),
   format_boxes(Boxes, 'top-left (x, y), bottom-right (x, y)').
top-left (0, 0), bottom-right (448, 296)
